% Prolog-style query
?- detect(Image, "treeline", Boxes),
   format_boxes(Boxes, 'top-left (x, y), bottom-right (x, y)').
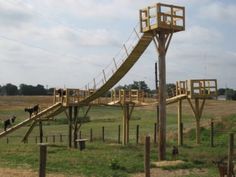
top-left (1, 82), bottom-right (235, 100)
top-left (0, 83), bottom-right (54, 96)
top-left (218, 88), bottom-right (236, 100)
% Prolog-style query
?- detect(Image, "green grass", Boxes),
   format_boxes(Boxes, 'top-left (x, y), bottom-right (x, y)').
top-left (0, 104), bottom-right (235, 176)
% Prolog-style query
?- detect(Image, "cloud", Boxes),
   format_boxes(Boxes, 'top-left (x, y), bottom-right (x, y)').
top-left (199, 2), bottom-right (236, 24)
top-left (0, 1), bottom-right (34, 28)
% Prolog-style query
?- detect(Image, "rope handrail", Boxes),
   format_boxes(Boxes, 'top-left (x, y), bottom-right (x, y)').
top-left (83, 23), bottom-right (141, 91)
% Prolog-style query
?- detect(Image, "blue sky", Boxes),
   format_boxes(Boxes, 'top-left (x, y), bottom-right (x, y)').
top-left (0, 0), bottom-right (236, 89)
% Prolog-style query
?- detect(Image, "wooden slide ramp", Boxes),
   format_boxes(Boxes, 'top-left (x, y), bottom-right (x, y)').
top-left (78, 32), bottom-right (153, 105)
top-left (0, 102), bottom-right (63, 138)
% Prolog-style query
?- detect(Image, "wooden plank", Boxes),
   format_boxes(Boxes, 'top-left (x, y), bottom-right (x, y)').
top-left (0, 103), bottom-right (62, 138)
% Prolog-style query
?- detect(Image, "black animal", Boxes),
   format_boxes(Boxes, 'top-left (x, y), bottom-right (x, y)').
top-left (57, 89), bottom-right (66, 97)
top-left (172, 146), bottom-right (179, 160)
top-left (213, 159), bottom-right (235, 177)
top-left (3, 116), bottom-right (16, 131)
top-left (25, 104), bottom-right (39, 118)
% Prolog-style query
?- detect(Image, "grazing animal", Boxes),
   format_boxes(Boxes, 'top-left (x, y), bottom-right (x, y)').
top-left (3, 116), bottom-right (16, 131)
top-left (25, 104), bottom-right (39, 118)
top-left (213, 160), bottom-right (235, 177)
top-left (57, 89), bottom-right (66, 97)
top-left (172, 146), bottom-right (179, 160)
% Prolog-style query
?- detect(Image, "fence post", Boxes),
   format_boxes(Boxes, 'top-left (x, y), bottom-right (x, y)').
top-left (118, 125), bottom-right (121, 144)
top-left (154, 123), bottom-right (157, 144)
top-left (144, 136), bottom-right (150, 177)
top-left (39, 143), bottom-right (48, 177)
top-left (90, 128), bottom-right (93, 142)
top-left (210, 120), bottom-right (214, 147)
top-left (60, 134), bottom-right (63, 142)
top-left (136, 125), bottom-right (139, 144)
top-left (227, 133), bottom-right (234, 177)
top-left (53, 135), bottom-right (55, 143)
top-left (180, 122), bottom-right (183, 146)
top-left (102, 126), bottom-right (105, 142)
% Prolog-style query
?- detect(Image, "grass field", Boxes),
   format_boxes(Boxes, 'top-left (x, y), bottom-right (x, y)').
top-left (0, 96), bottom-right (236, 176)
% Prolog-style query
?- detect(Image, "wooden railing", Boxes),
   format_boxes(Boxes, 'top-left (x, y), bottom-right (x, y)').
top-left (111, 89), bottom-right (145, 103)
top-left (140, 3), bottom-right (185, 33)
top-left (176, 79), bottom-right (217, 99)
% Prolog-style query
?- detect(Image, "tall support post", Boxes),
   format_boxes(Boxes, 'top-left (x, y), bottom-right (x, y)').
top-left (155, 62), bottom-right (159, 144)
top-left (187, 98), bottom-right (206, 145)
top-left (122, 104), bottom-right (128, 145)
top-left (195, 98), bottom-right (200, 144)
top-left (126, 104), bottom-right (130, 143)
top-left (154, 31), bottom-right (168, 161)
top-left (68, 106), bottom-right (73, 148)
top-left (39, 120), bottom-right (43, 143)
top-left (73, 106), bottom-right (79, 148)
top-left (178, 99), bottom-right (183, 146)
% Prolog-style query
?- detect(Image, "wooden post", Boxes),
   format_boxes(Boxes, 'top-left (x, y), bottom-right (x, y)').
top-left (53, 135), bottom-right (55, 143)
top-left (178, 99), bottom-right (183, 146)
top-left (39, 143), bottom-right (47, 177)
top-left (144, 136), bottom-right (150, 177)
top-left (60, 134), bottom-right (63, 142)
top-left (180, 123), bottom-right (183, 146)
top-left (157, 31), bottom-right (167, 160)
top-left (136, 125), bottom-right (139, 144)
top-left (195, 98), bottom-right (201, 144)
top-left (102, 126), bottom-right (105, 142)
top-left (90, 128), bottom-right (93, 142)
top-left (154, 123), bottom-right (157, 144)
top-left (123, 104), bottom-right (127, 145)
top-left (126, 104), bottom-right (130, 143)
top-left (187, 98), bottom-right (206, 145)
top-left (68, 106), bottom-right (73, 148)
top-left (210, 120), bottom-right (214, 147)
top-left (118, 125), bottom-right (121, 144)
top-left (73, 106), bottom-right (78, 149)
top-left (155, 62), bottom-right (159, 145)
top-left (39, 121), bottom-right (43, 143)
top-left (227, 133), bottom-right (234, 177)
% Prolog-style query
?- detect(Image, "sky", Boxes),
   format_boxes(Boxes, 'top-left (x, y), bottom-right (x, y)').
top-left (0, 0), bottom-right (236, 89)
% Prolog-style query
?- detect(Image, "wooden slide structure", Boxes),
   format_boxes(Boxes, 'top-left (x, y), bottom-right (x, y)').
top-left (0, 3), bottom-right (217, 140)
top-left (0, 29), bottom-right (153, 139)
top-left (0, 102), bottom-right (64, 138)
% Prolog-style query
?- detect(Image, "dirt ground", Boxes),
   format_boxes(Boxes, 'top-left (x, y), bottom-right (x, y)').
top-left (0, 167), bottom-right (82, 177)
top-left (0, 167), bottom-right (207, 177)
top-left (132, 168), bottom-right (208, 177)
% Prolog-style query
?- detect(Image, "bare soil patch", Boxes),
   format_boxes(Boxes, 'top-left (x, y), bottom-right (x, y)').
top-left (0, 167), bottom-right (82, 177)
top-left (132, 168), bottom-right (208, 177)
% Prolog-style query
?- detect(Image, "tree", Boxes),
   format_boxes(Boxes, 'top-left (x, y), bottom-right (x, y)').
top-left (218, 88), bottom-right (225, 95)
top-left (1, 83), bottom-right (18, 95)
top-left (19, 84), bottom-right (47, 95)
top-left (225, 89), bottom-right (235, 100)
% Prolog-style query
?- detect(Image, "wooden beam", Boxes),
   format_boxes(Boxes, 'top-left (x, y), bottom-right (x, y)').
top-left (178, 99), bottom-right (183, 146)
top-left (157, 31), bottom-right (167, 161)
top-left (68, 106), bottom-right (72, 148)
